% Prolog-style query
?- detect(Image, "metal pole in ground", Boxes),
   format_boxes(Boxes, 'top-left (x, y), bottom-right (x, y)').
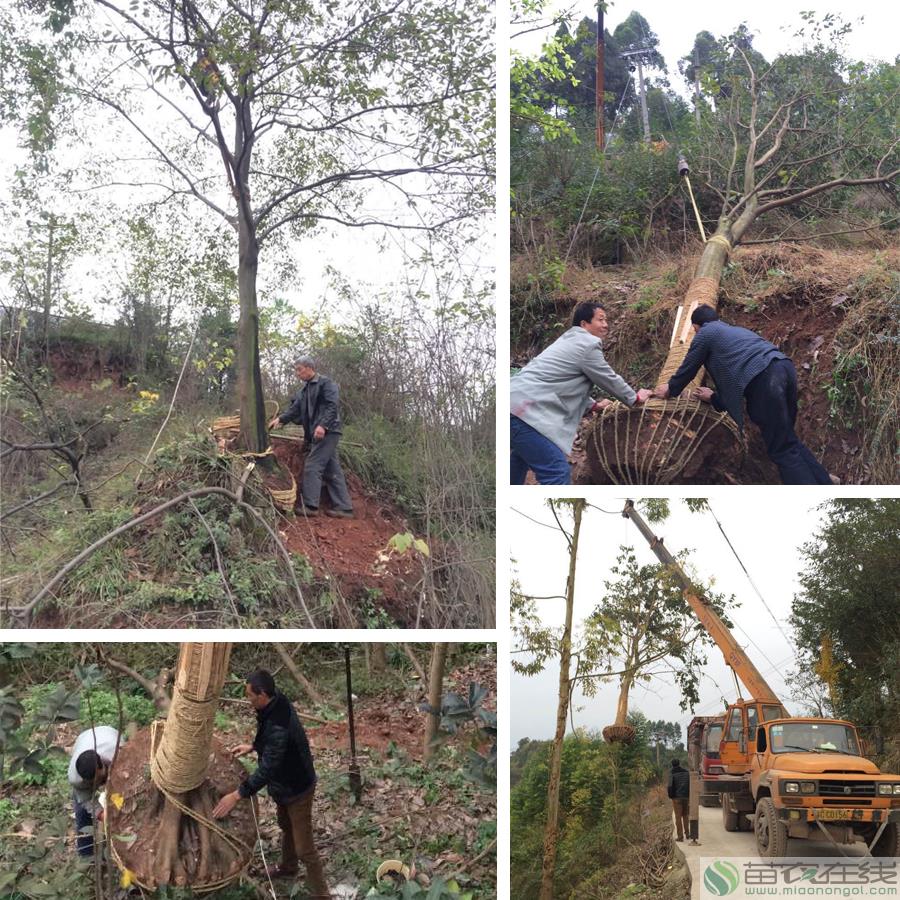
top-left (344, 646), bottom-right (362, 802)
top-left (596, 3), bottom-right (605, 151)
top-left (689, 770), bottom-right (701, 843)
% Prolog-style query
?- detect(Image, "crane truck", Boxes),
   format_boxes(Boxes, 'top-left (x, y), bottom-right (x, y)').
top-left (623, 500), bottom-right (900, 857)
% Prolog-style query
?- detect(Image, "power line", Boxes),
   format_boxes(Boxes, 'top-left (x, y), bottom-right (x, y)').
top-left (707, 502), bottom-right (795, 649)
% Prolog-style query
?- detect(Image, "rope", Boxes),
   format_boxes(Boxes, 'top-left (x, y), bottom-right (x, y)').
top-left (658, 276), bottom-right (721, 384)
top-left (590, 398), bottom-right (743, 485)
top-left (252, 792), bottom-right (278, 900)
top-left (106, 719), bottom-right (254, 894)
top-left (706, 234), bottom-right (732, 253)
top-left (211, 405), bottom-right (298, 510)
top-left (151, 696), bottom-right (220, 794)
top-left (683, 176), bottom-right (706, 241)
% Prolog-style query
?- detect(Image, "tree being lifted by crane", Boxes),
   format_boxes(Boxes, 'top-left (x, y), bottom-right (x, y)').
top-left (585, 29), bottom-right (899, 484)
top-left (619, 500), bottom-right (900, 858)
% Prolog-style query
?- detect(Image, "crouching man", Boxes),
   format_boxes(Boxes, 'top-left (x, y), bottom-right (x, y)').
top-left (68, 725), bottom-right (121, 856)
top-left (213, 670), bottom-right (330, 899)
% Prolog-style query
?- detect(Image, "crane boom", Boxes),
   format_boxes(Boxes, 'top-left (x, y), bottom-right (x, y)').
top-left (622, 500), bottom-right (782, 705)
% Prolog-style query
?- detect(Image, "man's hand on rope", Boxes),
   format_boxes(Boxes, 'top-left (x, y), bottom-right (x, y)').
top-left (229, 743), bottom-right (254, 758)
top-left (692, 387), bottom-right (714, 403)
top-left (591, 399), bottom-right (613, 414)
top-left (212, 789), bottom-right (241, 819)
top-left (634, 388), bottom-right (652, 405)
top-left (268, 416), bottom-right (282, 430)
top-left (313, 425), bottom-right (326, 440)
top-left (653, 384), bottom-right (670, 400)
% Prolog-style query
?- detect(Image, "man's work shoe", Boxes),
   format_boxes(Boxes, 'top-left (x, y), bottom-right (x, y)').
top-left (271, 864), bottom-right (299, 879)
top-left (295, 504), bottom-right (319, 517)
top-left (325, 509), bottom-right (354, 519)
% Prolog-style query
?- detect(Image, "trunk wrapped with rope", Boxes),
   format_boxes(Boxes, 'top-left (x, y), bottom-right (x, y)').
top-left (586, 236), bottom-right (747, 484)
top-left (106, 643), bottom-right (256, 892)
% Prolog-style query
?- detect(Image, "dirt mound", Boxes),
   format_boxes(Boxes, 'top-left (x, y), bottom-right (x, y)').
top-left (106, 726), bottom-right (256, 889)
top-left (272, 440), bottom-right (422, 624)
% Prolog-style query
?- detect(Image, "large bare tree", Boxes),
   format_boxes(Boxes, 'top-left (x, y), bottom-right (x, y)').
top-left (31, 0), bottom-right (492, 456)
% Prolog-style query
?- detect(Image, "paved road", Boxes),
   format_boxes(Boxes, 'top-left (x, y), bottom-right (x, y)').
top-left (674, 802), bottom-right (867, 899)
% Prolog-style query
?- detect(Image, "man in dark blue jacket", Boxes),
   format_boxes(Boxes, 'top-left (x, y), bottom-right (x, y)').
top-left (653, 306), bottom-right (831, 484)
top-left (667, 759), bottom-right (691, 841)
top-left (269, 356), bottom-right (354, 518)
top-left (213, 670), bottom-right (330, 897)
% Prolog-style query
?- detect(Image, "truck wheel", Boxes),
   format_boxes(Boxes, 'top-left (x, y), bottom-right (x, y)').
top-left (722, 797), bottom-right (739, 832)
top-left (755, 798), bottom-right (788, 858)
top-left (871, 822), bottom-right (900, 857)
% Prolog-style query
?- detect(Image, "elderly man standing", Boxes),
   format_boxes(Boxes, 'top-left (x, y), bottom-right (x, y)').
top-left (510, 302), bottom-right (651, 484)
top-left (68, 724), bottom-right (121, 857)
top-left (269, 356), bottom-right (354, 518)
top-left (653, 306), bottom-right (832, 484)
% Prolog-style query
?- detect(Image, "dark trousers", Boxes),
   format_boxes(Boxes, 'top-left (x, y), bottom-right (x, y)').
top-left (510, 416), bottom-right (571, 485)
top-left (73, 793), bottom-right (94, 857)
top-left (745, 358), bottom-right (831, 485)
top-left (671, 797), bottom-right (690, 840)
top-left (276, 788), bottom-right (330, 898)
top-left (301, 432), bottom-right (353, 511)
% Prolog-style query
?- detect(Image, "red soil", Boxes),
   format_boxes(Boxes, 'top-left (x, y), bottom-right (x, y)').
top-left (272, 440), bottom-right (422, 623)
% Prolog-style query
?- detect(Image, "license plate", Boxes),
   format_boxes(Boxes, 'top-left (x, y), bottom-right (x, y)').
top-left (815, 809), bottom-right (855, 821)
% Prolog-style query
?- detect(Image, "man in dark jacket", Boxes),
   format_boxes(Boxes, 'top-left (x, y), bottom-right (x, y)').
top-left (667, 759), bottom-right (691, 841)
top-left (269, 356), bottom-right (354, 517)
top-left (653, 306), bottom-right (831, 484)
top-left (213, 670), bottom-right (330, 898)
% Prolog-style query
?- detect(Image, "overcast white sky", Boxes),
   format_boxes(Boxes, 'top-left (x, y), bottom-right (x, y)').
top-left (516, 0), bottom-right (899, 97)
top-left (509, 494), bottom-right (836, 747)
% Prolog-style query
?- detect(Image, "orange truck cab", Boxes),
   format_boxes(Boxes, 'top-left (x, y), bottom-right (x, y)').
top-left (726, 715), bottom-right (900, 856)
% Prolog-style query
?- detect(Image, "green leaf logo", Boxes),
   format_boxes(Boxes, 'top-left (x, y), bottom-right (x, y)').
top-left (703, 861), bottom-right (740, 896)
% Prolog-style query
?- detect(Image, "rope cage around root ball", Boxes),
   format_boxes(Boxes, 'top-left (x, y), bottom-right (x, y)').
top-left (603, 725), bottom-right (636, 744)
top-left (586, 398), bottom-right (745, 485)
top-left (105, 724), bottom-right (256, 892)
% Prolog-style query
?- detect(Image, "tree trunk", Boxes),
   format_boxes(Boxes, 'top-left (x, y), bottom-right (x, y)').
top-left (539, 499), bottom-right (584, 900)
top-left (423, 642), bottom-right (449, 760)
top-left (106, 642), bottom-right (255, 890)
top-left (236, 220), bottom-right (269, 456)
top-left (272, 642), bottom-right (325, 706)
top-left (370, 643), bottom-right (388, 672)
top-left (586, 230), bottom-right (744, 483)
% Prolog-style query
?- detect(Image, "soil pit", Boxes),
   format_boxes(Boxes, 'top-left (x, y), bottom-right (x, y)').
top-left (106, 727), bottom-right (255, 890)
top-left (272, 441), bottom-right (421, 620)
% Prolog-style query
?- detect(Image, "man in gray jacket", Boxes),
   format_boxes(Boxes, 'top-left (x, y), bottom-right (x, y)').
top-left (269, 356), bottom-right (354, 517)
top-left (511, 303), bottom-right (651, 484)
top-left (67, 724), bottom-right (121, 856)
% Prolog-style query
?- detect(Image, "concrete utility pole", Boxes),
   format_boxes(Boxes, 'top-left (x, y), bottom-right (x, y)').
top-left (595, 3), bottom-right (605, 151)
top-left (621, 48), bottom-right (652, 143)
top-left (694, 46), bottom-right (701, 127)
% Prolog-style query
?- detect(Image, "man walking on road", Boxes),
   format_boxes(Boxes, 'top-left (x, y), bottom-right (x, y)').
top-left (653, 306), bottom-right (832, 484)
top-left (269, 356), bottom-right (354, 518)
top-left (213, 670), bottom-right (330, 898)
top-left (510, 303), bottom-right (651, 484)
top-left (668, 758), bottom-right (691, 842)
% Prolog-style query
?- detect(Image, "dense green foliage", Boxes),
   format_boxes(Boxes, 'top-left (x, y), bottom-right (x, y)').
top-left (510, 716), bottom-right (671, 898)
top-left (790, 500), bottom-right (900, 764)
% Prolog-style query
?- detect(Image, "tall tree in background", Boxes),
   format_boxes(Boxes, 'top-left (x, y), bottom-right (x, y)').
top-left (588, 18), bottom-right (900, 483)
top-left (790, 500), bottom-right (900, 749)
top-left (22, 0), bottom-right (492, 455)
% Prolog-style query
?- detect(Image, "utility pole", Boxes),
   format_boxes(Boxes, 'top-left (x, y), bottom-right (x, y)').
top-left (621, 48), bottom-right (652, 144)
top-left (693, 46), bottom-right (701, 127)
top-left (595, 3), bottom-right (605, 151)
